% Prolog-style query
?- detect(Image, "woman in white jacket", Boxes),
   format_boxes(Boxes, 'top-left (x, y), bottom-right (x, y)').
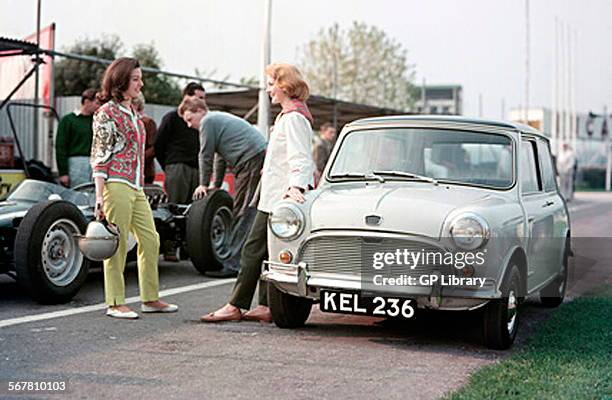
top-left (201, 63), bottom-right (315, 323)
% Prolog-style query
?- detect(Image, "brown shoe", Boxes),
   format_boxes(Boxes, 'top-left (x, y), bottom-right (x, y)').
top-left (242, 306), bottom-right (272, 323)
top-left (200, 305), bottom-right (242, 323)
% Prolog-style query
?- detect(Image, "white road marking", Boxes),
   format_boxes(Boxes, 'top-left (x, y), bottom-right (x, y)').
top-left (0, 278), bottom-right (235, 329)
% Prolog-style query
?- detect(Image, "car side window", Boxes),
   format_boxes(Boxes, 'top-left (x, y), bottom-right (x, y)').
top-left (537, 140), bottom-right (558, 192)
top-left (520, 140), bottom-right (542, 194)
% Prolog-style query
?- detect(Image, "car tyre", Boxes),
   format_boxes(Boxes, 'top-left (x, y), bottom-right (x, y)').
top-left (482, 264), bottom-right (522, 350)
top-left (268, 284), bottom-right (313, 328)
top-left (186, 190), bottom-right (233, 274)
top-left (540, 237), bottom-right (570, 308)
top-left (14, 200), bottom-right (89, 304)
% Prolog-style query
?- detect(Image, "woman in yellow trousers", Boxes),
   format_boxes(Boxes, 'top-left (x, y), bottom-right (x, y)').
top-left (91, 57), bottom-right (178, 319)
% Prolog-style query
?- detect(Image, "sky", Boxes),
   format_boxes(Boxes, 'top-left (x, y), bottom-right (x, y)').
top-left (1, 0), bottom-right (611, 119)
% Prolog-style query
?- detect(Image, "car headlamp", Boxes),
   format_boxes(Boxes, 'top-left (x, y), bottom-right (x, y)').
top-left (269, 204), bottom-right (305, 240)
top-left (450, 213), bottom-right (489, 250)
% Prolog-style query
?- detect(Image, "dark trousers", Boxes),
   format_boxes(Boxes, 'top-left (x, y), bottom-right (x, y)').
top-left (233, 152), bottom-right (265, 219)
top-left (165, 163), bottom-right (198, 204)
top-left (229, 210), bottom-right (269, 309)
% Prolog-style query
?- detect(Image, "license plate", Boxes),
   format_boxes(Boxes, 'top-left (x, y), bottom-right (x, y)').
top-left (320, 290), bottom-right (415, 319)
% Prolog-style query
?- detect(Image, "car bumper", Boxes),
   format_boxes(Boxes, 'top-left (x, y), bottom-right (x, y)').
top-left (262, 260), bottom-right (497, 311)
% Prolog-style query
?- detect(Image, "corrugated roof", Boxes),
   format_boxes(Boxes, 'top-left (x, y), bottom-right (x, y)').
top-left (205, 88), bottom-right (407, 130)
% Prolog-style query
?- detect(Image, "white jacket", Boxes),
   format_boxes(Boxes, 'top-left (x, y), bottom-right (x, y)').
top-left (556, 148), bottom-right (576, 175)
top-left (258, 112), bottom-right (315, 213)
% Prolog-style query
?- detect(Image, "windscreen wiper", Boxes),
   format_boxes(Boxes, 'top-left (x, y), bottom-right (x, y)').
top-left (330, 172), bottom-right (385, 183)
top-left (372, 170), bottom-right (438, 185)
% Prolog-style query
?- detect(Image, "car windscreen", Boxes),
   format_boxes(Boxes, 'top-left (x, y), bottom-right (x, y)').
top-left (328, 128), bottom-right (514, 189)
top-left (7, 180), bottom-right (90, 206)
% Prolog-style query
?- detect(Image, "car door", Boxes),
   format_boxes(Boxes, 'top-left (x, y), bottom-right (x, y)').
top-left (536, 139), bottom-right (566, 279)
top-left (519, 137), bottom-right (554, 291)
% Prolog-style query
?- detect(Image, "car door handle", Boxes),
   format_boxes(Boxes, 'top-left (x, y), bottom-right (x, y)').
top-left (542, 201), bottom-right (554, 208)
top-left (528, 217), bottom-right (535, 223)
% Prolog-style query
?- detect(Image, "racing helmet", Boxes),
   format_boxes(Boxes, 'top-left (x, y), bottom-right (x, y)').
top-left (75, 219), bottom-right (120, 261)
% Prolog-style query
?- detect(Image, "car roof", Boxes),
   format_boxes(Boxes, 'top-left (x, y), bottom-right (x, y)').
top-left (347, 115), bottom-right (546, 139)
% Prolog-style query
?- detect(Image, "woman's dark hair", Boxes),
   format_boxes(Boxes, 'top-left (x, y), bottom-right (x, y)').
top-left (97, 57), bottom-right (140, 104)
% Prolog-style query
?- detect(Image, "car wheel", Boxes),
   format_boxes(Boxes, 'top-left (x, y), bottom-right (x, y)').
top-left (482, 264), bottom-right (522, 350)
top-left (540, 238), bottom-right (570, 308)
top-left (186, 190), bottom-right (233, 274)
top-left (268, 284), bottom-right (313, 328)
top-left (14, 200), bottom-right (89, 304)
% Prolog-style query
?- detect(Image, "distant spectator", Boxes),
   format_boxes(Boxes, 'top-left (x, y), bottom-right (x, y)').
top-left (55, 89), bottom-right (100, 187)
top-left (557, 143), bottom-right (576, 201)
top-left (154, 82), bottom-right (204, 203)
top-left (572, 157), bottom-right (578, 194)
top-left (313, 122), bottom-right (336, 183)
top-left (132, 93), bottom-right (157, 184)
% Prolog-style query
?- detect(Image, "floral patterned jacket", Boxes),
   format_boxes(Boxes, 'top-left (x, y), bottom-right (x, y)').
top-left (90, 101), bottom-right (146, 190)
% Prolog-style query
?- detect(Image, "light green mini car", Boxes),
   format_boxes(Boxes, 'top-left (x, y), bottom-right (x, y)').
top-left (262, 116), bottom-right (571, 350)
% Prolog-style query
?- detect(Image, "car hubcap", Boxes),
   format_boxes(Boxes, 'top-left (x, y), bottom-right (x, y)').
top-left (506, 289), bottom-right (517, 334)
top-left (210, 206), bottom-right (233, 260)
top-left (41, 219), bottom-right (83, 287)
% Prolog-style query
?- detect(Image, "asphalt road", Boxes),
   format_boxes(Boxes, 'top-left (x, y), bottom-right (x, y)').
top-left (0, 192), bottom-right (610, 400)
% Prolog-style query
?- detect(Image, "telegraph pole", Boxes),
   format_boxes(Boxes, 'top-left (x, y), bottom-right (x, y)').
top-left (524, 0), bottom-right (530, 125)
top-left (257, 0), bottom-right (272, 138)
top-left (421, 78), bottom-right (427, 113)
top-left (33, 0), bottom-right (41, 159)
top-left (570, 28), bottom-right (577, 152)
top-left (551, 17), bottom-right (558, 153)
top-left (559, 21), bottom-right (566, 148)
top-left (564, 23), bottom-right (571, 153)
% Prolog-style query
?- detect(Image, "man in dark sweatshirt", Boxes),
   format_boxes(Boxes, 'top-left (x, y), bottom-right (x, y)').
top-left (154, 82), bottom-right (205, 204)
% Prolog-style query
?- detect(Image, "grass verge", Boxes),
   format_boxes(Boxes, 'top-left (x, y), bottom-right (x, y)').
top-left (445, 288), bottom-right (612, 400)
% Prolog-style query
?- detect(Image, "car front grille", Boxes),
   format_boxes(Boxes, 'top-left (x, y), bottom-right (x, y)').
top-left (298, 235), bottom-right (454, 277)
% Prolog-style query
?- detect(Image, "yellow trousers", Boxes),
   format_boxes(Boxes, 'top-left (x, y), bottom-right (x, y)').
top-left (103, 182), bottom-right (160, 306)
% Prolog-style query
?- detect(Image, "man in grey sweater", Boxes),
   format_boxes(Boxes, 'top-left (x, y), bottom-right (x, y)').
top-left (179, 97), bottom-right (266, 219)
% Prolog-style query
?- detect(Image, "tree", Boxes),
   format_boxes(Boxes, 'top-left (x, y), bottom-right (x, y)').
top-left (132, 43), bottom-right (181, 105)
top-left (55, 37), bottom-right (182, 105)
top-left (54, 35), bottom-right (122, 97)
top-left (299, 22), bottom-right (417, 111)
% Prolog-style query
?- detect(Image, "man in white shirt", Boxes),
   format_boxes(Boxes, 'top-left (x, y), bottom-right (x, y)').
top-left (557, 143), bottom-right (576, 201)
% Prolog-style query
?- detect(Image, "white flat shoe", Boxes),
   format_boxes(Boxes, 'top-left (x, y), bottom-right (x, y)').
top-left (141, 303), bottom-right (178, 313)
top-left (106, 308), bottom-right (139, 319)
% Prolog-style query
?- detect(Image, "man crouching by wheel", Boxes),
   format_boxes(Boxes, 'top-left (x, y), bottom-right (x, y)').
top-left (91, 57), bottom-right (178, 319)
top-left (180, 96), bottom-right (267, 275)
